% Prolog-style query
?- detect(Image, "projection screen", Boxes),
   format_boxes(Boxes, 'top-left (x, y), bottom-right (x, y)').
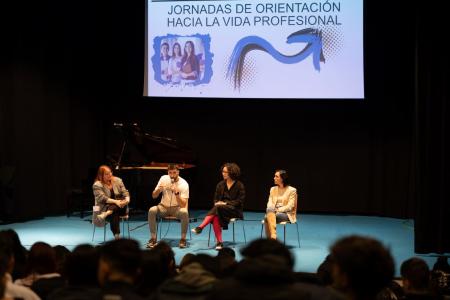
top-left (144, 0), bottom-right (364, 99)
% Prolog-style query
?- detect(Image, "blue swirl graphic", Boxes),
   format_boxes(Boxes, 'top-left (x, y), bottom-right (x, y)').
top-left (227, 28), bottom-right (325, 91)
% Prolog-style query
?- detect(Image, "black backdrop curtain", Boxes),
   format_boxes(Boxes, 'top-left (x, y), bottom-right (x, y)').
top-left (413, 6), bottom-right (450, 253)
top-left (0, 0), bottom-right (72, 221)
top-left (0, 0), bottom-right (104, 221)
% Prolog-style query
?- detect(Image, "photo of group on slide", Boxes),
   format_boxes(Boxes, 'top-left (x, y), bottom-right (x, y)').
top-left (158, 37), bottom-right (205, 85)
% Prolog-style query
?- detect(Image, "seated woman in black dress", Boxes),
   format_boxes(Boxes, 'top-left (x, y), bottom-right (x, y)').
top-left (192, 163), bottom-right (245, 250)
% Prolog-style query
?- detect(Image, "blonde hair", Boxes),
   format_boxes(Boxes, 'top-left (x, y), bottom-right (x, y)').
top-left (95, 165), bottom-right (112, 184)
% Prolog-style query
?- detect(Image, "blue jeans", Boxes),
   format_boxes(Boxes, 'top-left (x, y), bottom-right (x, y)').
top-left (266, 208), bottom-right (289, 223)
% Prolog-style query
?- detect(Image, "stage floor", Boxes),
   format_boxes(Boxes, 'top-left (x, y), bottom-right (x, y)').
top-left (0, 211), bottom-right (439, 276)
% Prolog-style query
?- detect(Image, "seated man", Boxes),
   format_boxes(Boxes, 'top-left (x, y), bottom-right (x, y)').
top-left (147, 164), bottom-right (189, 249)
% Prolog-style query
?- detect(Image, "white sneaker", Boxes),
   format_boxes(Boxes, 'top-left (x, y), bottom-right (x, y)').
top-left (97, 212), bottom-right (108, 220)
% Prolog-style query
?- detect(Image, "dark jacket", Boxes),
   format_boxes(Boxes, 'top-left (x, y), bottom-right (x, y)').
top-left (207, 180), bottom-right (245, 227)
top-left (152, 262), bottom-right (216, 300)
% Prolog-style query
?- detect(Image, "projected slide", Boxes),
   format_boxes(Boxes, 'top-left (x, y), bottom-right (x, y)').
top-left (145, 0), bottom-right (364, 99)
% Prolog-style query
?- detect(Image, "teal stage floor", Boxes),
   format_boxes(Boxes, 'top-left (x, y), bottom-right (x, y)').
top-left (0, 211), bottom-right (441, 276)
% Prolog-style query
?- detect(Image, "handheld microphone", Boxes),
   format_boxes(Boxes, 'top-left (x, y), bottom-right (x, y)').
top-left (170, 178), bottom-right (175, 193)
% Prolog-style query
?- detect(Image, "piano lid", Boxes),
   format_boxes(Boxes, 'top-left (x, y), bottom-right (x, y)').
top-left (112, 123), bottom-right (196, 170)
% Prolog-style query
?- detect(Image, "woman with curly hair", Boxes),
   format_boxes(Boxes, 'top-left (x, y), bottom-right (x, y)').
top-left (192, 163), bottom-right (245, 250)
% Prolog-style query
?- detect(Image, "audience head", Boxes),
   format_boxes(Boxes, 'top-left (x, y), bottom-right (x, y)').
top-left (216, 247), bottom-right (237, 278)
top-left (330, 235), bottom-right (394, 300)
top-left (64, 244), bottom-right (99, 286)
top-left (400, 257), bottom-right (430, 292)
top-left (217, 247), bottom-right (236, 259)
top-left (430, 256), bottom-right (450, 296)
top-left (0, 229), bottom-right (27, 280)
top-left (53, 245), bottom-right (70, 276)
top-left (0, 232), bottom-right (13, 264)
top-left (179, 253), bottom-right (219, 275)
top-left (98, 239), bottom-right (141, 286)
top-left (136, 250), bottom-right (166, 297)
top-left (0, 244), bottom-right (12, 299)
top-left (221, 163), bottom-right (241, 181)
top-left (0, 236), bottom-right (15, 299)
top-left (317, 254), bottom-right (334, 286)
top-left (240, 238), bottom-right (294, 269)
top-left (179, 253), bottom-right (196, 270)
top-left (151, 241), bottom-right (177, 277)
top-left (433, 256), bottom-right (450, 273)
top-left (190, 254), bottom-right (219, 276)
top-left (0, 229), bottom-right (25, 254)
top-left (27, 241), bottom-right (57, 275)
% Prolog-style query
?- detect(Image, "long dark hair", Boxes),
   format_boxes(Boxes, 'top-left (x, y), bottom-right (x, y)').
top-left (182, 41), bottom-right (197, 67)
top-left (171, 42), bottom-right (181, 57)
top-left (183, 41), bottom-right (195, 57)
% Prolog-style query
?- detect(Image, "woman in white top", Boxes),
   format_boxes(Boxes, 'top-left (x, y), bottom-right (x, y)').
top-left (168, 42), bottom-right (183, 84)
top-left (264, 169), bottom-right (297, 239)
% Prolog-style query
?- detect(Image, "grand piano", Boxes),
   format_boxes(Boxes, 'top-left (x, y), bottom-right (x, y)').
top-left (110, 123), bottom-right (196, 212)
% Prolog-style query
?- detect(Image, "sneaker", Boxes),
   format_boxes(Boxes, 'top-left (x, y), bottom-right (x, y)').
top-left (146, 238), bottom-right (157, 249)
top-left (191, 227), bottom-right (203, 234)
top-left (97, 212), bottom-right (108, 221)
top-left (215, 242), bottom-right (223, 250)
top-left (179, 238), bottom-right (187, 248)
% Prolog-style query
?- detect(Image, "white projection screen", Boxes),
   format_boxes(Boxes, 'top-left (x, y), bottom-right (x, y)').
top-left (144, 0), bottom-right (364, 99)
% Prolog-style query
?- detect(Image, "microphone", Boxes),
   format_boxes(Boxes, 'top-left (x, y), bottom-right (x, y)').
top-left (170, 178), bottom-right (175, 193)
